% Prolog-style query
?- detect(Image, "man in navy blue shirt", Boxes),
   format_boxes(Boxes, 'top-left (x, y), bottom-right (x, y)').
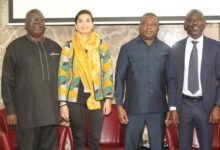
top-left (115, 12), bottom-right (171, 150)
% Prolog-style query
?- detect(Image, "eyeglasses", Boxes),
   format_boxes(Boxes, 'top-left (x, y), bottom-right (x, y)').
top-left (27, 17), bottom-right (44, 23)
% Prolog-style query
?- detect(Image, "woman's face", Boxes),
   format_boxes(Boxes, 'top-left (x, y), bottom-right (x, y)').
top-left (75, 13), bottom-right (94, 35)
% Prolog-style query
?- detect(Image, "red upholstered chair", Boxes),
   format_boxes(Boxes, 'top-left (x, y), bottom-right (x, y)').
top-left (165, 125), bottom-right (198, 150)
top-left (0, 112), bottom-right (11, 150)
top-left (212, 122), bottom-right (220, 150)
top-left (165, 124), bottom-right (179, 150)
top-left (66, 104), bottom-right (125, 150)
top-left (57, 125), bottom-right (70, 150)
top-left (0, 108), bottom-right (70, 150)
top-left (0, 130), bottom-right (11, 150)
top-left (0, 109), bottom-right (17, 150)
top-left (99, 104), bottom-right (125, 150)
top-left (165, 122), bottom-right (220, 150)
top-left (0, 104), bottom-right (125, 150)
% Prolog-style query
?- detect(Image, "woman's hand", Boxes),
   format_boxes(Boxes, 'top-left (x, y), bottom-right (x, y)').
top-left (103, 99), bottom-right (112, 115)
top-left (60, 104), bottom-right (69, 121)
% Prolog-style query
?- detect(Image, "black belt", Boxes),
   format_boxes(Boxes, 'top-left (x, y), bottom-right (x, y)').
top-left (182, 94), bottom-right (203, 102)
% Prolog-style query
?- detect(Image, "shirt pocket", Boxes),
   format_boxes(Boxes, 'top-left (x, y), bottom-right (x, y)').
top-left (129, 56), bottom-right (144, 71)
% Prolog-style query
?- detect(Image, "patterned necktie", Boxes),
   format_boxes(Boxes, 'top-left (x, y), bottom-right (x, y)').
top-left (188, 41), bottom-right (199, 94)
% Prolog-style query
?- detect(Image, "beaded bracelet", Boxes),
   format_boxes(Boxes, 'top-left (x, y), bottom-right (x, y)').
top-left (59, 103), bottom-right (67, 107)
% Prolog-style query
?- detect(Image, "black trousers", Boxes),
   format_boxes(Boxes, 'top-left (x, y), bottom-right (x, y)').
top-left (179, 98), bottom-right (213, 150)
top-left (16, 125), bottom-right (57, 150)
top-left (68, 102), bottom-right (104, 150)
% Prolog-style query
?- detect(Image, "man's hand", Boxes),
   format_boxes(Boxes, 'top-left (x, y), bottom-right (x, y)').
top-left (6, 114), bottom-right (17, 126)
top-left (103, 99), bottom-right (112, 115)
top-left (165, 111), bottom-right (172, 126)
top-left (117, 106), bottom-right (129, 124)
top-left (209, 106), bottom-right (220, 124)
top-left (171, 110), bottom-right (179, 125)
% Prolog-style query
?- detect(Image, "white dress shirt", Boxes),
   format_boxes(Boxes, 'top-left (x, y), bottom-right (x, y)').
top-left (170, 36), bottom-right (203, 111)
top-left (182, 36), bottom-right (203, 97)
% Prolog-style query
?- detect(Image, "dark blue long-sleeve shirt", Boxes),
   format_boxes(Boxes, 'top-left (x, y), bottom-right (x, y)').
top-left (115, 36), bottom-right (171, 114)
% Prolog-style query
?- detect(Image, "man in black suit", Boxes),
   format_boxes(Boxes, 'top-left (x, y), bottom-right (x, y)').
top-left (168, 9), bottom-right (220, 150)
top-left (1, 9), bottom-right (61, 149)
top-left (115, 12), bottom-right (171, 150)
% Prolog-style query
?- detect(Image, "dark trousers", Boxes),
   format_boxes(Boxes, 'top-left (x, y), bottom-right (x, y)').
top-left (16, 125), bottom-right (57, 150)
top-left (68, 103), bottom-right (104, 150)
top-left (179, 98), bottom-right (213, 150)
top-left (125, 112), bottom-right (166, 150)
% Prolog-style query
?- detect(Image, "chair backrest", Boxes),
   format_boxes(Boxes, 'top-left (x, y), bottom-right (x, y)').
top-left (212, 122), bottom-right (220, 149)
top-left (100, 104), bottom-right (125, 146)
top-left (165, 124), bottom-right (179, 150)
top-left (67, 126), bottom-right (74, 149)
top-left (166, 122), bottom-right (220, 150)
top-left (0, 109), bottom-right (17, 150)
top-left (0, 108), bottom-right (75, 150)
top-left (57, 125), bottom-right (69, 150)
top-left (66, 104), bottom-right (125, 149)
top-left (0, 130), bottom-right (11, 150)
top-left (0, 111), bottom-right (11, 150)
top-left (0, 111), bottom-right (8, 134)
